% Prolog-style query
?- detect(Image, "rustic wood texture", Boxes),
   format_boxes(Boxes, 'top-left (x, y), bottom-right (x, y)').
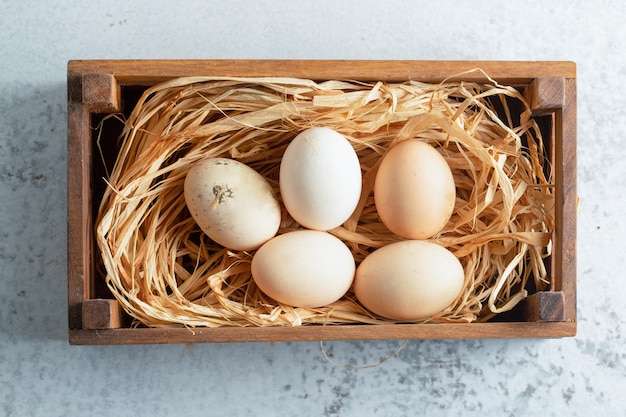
top-left (68, 322), bottom-right (578, 345)
top-left (525, 77), bottom-right (566, 116)
top-left (519, 291), bottom-right (565, 322)
top-left (556, 77), bottom-right (577, 323)
top-left (80, 73), bottom-right (121, 113)
top-left (67, 60), bottom-right (577, 344)
top-left (67, 102), bottom-right (91, 331)
top-left (67, 59), bottom-right (576, 85)
top-left (82, 299), bottom-right (124, 329)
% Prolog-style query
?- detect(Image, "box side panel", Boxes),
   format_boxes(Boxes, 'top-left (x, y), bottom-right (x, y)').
top-left (69, 321), bottom-right (577, 345)
top-left (558, 78), bottom-right (577, 323)
top-left (67, 60), bottom-right (577, 85)
top-left (67, 102), bottom-right (92, 330)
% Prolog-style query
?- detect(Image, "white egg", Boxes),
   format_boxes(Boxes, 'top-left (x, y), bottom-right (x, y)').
top-left (251, 230), bottom-right (355, 308)
top-left (279, 127), bottom-right (362, 231)
top-left (354, 240), bottom-right (464, 321)
top-left (184, 158), bottom-right (281, 251)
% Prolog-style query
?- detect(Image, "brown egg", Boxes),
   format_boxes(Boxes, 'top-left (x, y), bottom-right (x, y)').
top-left (354, 240), bottom-right (464, 321)
top-left (374, 140), bottom-right (456, 239)
top-left (251, 230), bottom-right (355, 308)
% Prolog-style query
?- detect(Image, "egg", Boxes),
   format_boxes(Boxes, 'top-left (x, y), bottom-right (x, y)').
top-left (279, 127), bottom-right (362, 231)
top-left (251, 230), bottom-right (355, 308)
top-left (184, 157), bottom-right (281, 251)
top-left (353, 240), bottom-right (464, 321)
top-left (374, 140), bottom-right (456, 239)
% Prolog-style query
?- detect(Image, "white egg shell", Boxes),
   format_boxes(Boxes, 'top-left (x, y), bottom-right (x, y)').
top-left (251, 230), bottom-right (355, 308)
top-left (374, 140), bottom-right (456, 239)
top-left (354, 240), bottom-right (464, 321)
top-left (184, 158), bottom-right (281, 251)
top-left (279, 127), bottom-right (362, 231)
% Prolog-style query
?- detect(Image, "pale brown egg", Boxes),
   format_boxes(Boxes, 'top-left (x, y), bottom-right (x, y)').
top-left (374, 140), bottom-right (456, 239)
top-left (251, 230), bottom-right (355, 308)
top-left (353, 240), bottom-right (464, 321)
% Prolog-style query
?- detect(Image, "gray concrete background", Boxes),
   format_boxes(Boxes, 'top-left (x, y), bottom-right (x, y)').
top-left (1, 1), bottom-right (624, 415)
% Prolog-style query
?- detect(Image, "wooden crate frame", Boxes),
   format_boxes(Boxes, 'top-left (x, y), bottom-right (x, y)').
top-left (67, 60), bottom-right (577, 345)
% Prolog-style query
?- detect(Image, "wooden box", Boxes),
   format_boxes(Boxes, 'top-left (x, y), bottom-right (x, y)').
top-left (67, 60), bottom-right (576, 345)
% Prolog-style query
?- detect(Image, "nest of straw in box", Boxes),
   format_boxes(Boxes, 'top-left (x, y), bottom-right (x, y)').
top-left (95, 71), bottom-right (554, 328)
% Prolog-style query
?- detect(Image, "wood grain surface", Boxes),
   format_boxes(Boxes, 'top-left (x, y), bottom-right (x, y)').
top-left (67, 60), bottom-right (577, 344)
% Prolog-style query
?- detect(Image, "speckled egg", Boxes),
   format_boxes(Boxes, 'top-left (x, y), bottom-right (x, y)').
top-left (184, 157), bottom-right (281, 251)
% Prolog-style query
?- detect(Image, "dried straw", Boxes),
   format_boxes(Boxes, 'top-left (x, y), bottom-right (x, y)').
top-left (95, 72), bottom-right (554, 328)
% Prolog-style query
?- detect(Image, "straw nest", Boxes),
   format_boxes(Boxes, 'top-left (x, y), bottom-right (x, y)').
top-left (95, 72), bottom-right (554, 328)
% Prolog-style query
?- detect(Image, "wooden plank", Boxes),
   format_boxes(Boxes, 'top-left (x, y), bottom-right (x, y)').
top-left (67, 71), bottom-right (121, 331)
top-left (81, 73), bottom-right (121, 113)
top-left (558, 78), bottom-right (578, 323)
top-left (519, 291), bottom-right (565, 322)
top-left (82, 299), bottom-right (124, 329)
top-left (67, 60), bottom-right (577, 85)
top-left (525, 77), bottom-right (566, 116)
top-left (69, 321), bottom-right (577, 345)
top-left (67, 102), bottom-right (91, 330)
top-left (522, 73), bottom-right (576, 327)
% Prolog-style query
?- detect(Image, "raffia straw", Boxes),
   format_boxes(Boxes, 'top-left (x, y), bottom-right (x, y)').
top-left (320, 340), bottom-right (410, 370)
top-left (95, 73), bottom-right (554, 328)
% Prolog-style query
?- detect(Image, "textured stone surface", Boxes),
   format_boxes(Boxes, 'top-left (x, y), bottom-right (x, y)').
top-left (1, 0), bottom-right (625, 415)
